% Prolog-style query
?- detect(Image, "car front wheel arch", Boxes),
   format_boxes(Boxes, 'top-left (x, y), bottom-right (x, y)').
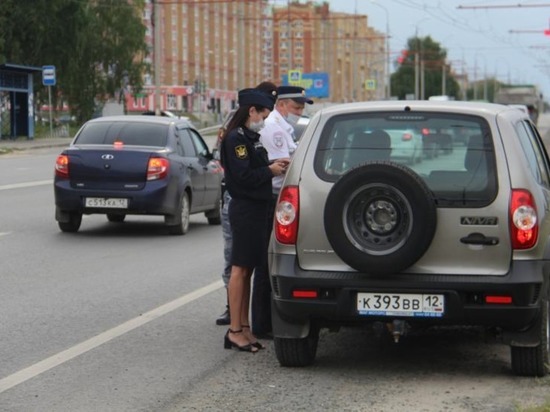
top-left (324, 161), bottom-right (437, 274)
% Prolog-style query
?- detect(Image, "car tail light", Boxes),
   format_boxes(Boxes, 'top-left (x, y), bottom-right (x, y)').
top-left (55, 154), bottom-right (69, 178)
top-left (147, 157), bottom-right (169, 181)
top-left (510, 189), bottom-right (538, 249)
top-left (274, 185), bottom-right (299, 244)
top-left (402, 132), bottom-right (413, 141)
top-left (421, 128), bottom-right (430, 136)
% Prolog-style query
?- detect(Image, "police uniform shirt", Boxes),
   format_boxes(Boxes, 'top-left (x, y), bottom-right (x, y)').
top-left (259, 109), bottom-right (297, 193)
top-left (220, 126), bottom-right (273, 202)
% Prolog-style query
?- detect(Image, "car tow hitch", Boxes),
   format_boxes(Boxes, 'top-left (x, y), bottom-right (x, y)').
top-left (386, 319), bottom-right (408, 343)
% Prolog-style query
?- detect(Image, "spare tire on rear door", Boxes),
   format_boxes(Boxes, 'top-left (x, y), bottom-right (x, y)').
top-left (324, 161), bottom-right (436, 274)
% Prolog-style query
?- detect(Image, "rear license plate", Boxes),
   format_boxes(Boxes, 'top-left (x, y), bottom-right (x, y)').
top-left (85, 197), bottom-right (128, 209)
top-left (357, 292), bottom-right (444, 317)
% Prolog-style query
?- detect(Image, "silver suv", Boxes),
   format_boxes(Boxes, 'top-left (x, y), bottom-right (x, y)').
top-left (269, 101), bottom-right (550, 376)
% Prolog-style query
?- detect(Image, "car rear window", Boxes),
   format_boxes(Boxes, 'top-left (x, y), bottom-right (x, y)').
top-left (314, 111), bottom-right (497, 207)
top-left (74, 121), bottom-right (169, 147)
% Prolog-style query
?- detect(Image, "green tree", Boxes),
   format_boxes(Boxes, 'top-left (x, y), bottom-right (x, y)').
top-left (390, 36), bottom-right (460, 100)
top-left (0, 0), bottom-right (149, 122)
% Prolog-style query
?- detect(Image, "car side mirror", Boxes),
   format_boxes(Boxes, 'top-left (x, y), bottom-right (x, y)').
top-left (212, 148), bottom-right (220, 161)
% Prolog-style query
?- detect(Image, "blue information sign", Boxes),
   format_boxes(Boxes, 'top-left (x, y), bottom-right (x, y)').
top-left (282, 72), bottom-right (329, 98)
top-left (42, 65), bottom-right (56, 86)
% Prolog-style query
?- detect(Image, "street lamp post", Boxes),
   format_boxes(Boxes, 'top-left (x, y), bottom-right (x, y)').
top-left (474, 53), bottom-right (488, 101)
top-left (153, 0), bottom-right (161, 115)
top-left (370, 1), bottom-right (390, 99)
top-left (413, 17), bottom-right (430, 100)
top-left (442, 62), bottom-right (447, 95)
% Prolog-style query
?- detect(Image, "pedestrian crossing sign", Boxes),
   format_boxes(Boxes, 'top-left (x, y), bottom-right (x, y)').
top-left (365, 79), bottom-right (376, 90)
top-left (288, 70), bottom-right (302, 85)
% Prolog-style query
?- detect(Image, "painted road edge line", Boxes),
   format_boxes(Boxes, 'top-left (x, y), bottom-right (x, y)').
top-left (0, 279), bottom-right (224, 394)
top-left (0, 180), bottom-right (53, 191)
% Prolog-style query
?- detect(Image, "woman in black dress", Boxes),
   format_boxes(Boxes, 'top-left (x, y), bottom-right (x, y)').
top-left (220, 88), bottom-right (287, 352)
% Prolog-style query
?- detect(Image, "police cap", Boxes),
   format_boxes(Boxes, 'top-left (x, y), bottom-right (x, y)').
top-left (277, 86), bottom-right (313, 104)
top-left (238, 88), bottom-right (275, 111)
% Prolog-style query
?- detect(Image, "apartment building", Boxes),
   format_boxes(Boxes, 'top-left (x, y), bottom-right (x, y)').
top-left (127, 0), bottom-right (386, 118)
top-left (131, 0), bottom-right (268, 119)
top-left (272, 2), bottom-right (385, 102)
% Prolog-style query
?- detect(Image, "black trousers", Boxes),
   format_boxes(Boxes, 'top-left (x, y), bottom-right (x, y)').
top-left (251, 194), bottom-right (277, 336)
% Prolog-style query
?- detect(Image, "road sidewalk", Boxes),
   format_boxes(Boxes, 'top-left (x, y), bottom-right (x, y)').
top-left (0, 137), bottom-right (72, 153)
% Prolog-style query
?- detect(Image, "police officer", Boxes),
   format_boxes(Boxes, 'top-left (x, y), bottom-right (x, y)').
top-left (215, 82), bottom-right (278, 326)
top-left (251, 86), bottom-right (313, 339)
top-left (220, 88), bottom-right (287, 353)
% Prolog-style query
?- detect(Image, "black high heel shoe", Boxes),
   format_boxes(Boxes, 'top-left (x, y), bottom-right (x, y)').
top-left (224, 329), bottom-right (257, 352)
top-left (241, 325), bottom-right (266, 350)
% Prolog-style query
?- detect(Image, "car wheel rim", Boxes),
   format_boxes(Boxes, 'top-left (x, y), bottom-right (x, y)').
top-left (343, 183), bottom-right (412, 256)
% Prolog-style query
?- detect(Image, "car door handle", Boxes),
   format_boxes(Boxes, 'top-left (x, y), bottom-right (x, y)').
top-left (460, 232), bottom-right (499, 246)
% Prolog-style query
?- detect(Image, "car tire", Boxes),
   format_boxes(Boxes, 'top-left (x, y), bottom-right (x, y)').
top-left (274, 325), bottom-right (319, 367)
top-left (324, 161), bottom-right (437, 274)
top-left (205, 196), bottom-right (222, 225)
top-left (167, 191), bottom-right (190, 235)
top-left (107, 214), bottom-right (125, 223)
top-left (510, 285), bottom-right (549, 377)
top-left (58, 212), bottom-right (82, 233)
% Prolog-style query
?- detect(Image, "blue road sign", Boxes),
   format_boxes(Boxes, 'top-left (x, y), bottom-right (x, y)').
top-left (42, 65), bottom-right (56, 86)
top-left (282, 72), bottom-right (330, 98)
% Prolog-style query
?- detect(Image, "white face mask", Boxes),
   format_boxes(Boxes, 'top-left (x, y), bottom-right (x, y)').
top-left (285, 112), bottom-right (301, 127)
top-left (249, 119), bottom-right (265, 133)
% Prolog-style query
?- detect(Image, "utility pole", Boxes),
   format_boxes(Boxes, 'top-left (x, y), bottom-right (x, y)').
top-left (414, 50), bottom-right (420, 99)
top-left (238, 2), bottom-right (245, 90)
top-left (153, 0), bottom-right (161, 115)
top-left (352, 0), bottom-right (358, 101)
top-left (442, 64), bottom-right (446, 96)
top-left (370, 1), bottom-right (390, 99)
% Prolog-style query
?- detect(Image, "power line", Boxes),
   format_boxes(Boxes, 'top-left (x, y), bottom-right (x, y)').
top-left (457, 3), bottom-right (550, 9)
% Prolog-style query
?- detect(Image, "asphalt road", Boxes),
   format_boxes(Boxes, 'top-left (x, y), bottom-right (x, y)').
top-left (1, 120), bottom-right (550, 411)
top-left (0, 146), bottom-right (229, 411)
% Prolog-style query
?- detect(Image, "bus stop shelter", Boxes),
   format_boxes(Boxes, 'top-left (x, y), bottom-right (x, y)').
top-left (0, 63), bottom-right (42, 140)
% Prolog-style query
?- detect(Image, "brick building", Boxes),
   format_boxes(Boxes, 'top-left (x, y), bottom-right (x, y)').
top-left (126, 0), bottom-right (386, 119)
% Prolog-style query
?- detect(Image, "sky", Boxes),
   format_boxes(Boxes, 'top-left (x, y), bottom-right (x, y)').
top-left (275, 0), bottom-right (550, 100)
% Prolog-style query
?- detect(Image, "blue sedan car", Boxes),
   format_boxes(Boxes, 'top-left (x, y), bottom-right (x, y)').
top-left (54, 115), bottom-right (223, 235)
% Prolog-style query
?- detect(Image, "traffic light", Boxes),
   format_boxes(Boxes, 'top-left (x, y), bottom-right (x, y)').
top-left (397, 49), bottom-right (409, 65)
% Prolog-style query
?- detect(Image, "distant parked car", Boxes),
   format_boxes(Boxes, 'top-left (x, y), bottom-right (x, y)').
top-left (385, 128), bottom-right (423, 164)
top-left (509, 104), bottom-right (529, 115)
top-left (54, 115), bottom-right (223, 234)
top-left (293, 115), bottom-right (311, 141)
top-left (142, 110), bottom-right (195, 126)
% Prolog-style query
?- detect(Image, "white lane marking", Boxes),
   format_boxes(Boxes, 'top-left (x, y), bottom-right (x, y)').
top-left (0, 180), bottom-right (52, 191)
top-left (0, 232), bottom-right (12, 237)
top-left (0, 279), bottom-right (224, 394)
